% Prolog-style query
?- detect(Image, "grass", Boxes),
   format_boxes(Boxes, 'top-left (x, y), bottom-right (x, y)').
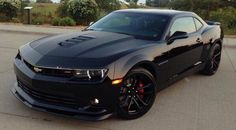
top-left (225, 29), bottom-right (236, 35)
top-left (29, 3), bottom-right (59, 16)
top-left (27, 3), bottom-right (59, 24)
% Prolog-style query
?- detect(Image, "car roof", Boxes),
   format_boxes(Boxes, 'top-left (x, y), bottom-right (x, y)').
top-left (115, 9), bottom-right (195, 17)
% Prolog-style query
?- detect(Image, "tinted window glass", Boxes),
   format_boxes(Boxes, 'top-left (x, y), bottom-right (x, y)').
top-left (194, 18), bottom-right (203, 30)
top-left (170, 17), bottom-right (196, 35)
top-left (88, 12), bottom-right (169, 40)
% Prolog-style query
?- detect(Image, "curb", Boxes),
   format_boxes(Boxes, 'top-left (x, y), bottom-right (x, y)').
top-left (224, 44), bottom-right (236, 48)
top-left (0, 29), bottom-right (54, 35)
top-left (0, 23), bottom-right (86, 30)
top-left (0, 23), bottom-right (85, 35)
top-left (224, 35), bottom-right (236, 38)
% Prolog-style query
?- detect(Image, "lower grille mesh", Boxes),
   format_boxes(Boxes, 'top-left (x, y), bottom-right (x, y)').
top-left (17, 79), bottom-right (80, 107)
top-left (16, 78), bottom-right (109, 116)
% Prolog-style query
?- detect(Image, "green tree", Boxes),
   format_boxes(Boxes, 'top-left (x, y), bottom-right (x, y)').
top-left (22, 0), bottom-right (30, 3)
top-left (125, 0), bottom-right (138, 3)
top-left (67, 0), bottom-right (99, 25)
top-left (168, 0), bottom-right (193, 11)
top-left (0, 0), bottom-right (21, 20)
top-left (95, 0), bottom-right (120, 12)
top-left (146, 0), bottom-right (170, 7)
top-left (125, 0), bottom-right (138, 5)
top-left (36, 0), bottom-right (52, 3)
top-left (57, 0), bottom-right (69, 17)
top-left (220, 0), bottom-right (236, 8)
top-left (169, 0), bottom-right (235, 12)
top-left (169, 0), bottom-right (227, 19)
top-left (209, 7), bottom-right (236, 29)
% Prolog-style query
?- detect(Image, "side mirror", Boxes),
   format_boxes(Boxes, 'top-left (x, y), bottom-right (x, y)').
top-left (167, 31), bottom-right (188, 45)
top-left (89, 22), bottom-right (94, 26)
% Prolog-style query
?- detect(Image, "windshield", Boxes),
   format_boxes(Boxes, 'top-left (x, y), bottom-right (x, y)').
top-left (88, 12), bottom-right (169, 40)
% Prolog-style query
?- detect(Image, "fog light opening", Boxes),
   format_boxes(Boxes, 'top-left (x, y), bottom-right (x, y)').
top-left (91, 98), bottom-right (100, 105)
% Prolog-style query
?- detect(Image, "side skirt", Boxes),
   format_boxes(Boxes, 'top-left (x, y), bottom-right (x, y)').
top-left (157, 62), bottom-right (205, 92)
top-left (167, 62), bottom-right (205, 86)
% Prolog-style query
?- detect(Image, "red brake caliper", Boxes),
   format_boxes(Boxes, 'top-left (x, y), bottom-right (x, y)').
top-left (138, 82), bottom-right (144, 99)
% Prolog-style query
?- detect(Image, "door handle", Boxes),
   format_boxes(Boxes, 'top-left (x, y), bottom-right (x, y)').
top-left (158, 60), bottom-right (169, 66)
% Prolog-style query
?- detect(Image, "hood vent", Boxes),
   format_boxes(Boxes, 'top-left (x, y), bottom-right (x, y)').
top-left (58, 35), bottom-right (95, 47)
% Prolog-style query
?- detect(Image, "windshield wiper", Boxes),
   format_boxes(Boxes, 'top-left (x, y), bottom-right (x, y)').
top-left (113, 31), bottom-right (133, 36)
top-left (134, 35), bottom-right (157, 40)
top-left (83, 28), bottom-right (96, 31)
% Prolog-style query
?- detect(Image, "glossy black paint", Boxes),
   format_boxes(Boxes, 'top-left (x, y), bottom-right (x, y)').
top-left (12, 9), bottom-right (223, 120)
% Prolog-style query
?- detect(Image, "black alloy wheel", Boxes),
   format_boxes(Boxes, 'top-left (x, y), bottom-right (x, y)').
top-left (117, 68), bottom-right (157, 119)
top-left (202, 43), bottom-right (222, 75)
top-left (211, 45), bottom-right (221, 72)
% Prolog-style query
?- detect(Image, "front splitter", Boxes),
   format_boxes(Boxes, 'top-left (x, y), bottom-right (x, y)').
top-left (11, 83), bottom-right (113, 121)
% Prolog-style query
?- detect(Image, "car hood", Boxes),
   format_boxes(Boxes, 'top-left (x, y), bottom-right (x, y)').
top-left (30, 31), bottom-right (151, 58)
top-left (21, 31), bottom-right (157, 69)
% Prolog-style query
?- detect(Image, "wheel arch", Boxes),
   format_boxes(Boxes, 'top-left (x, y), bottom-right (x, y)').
top-left (212, 38), bottom-right (223, 49)
top-left (114, 56), bottom-right (158, 81)
top-left (131, 61), bottom-right (158, 79)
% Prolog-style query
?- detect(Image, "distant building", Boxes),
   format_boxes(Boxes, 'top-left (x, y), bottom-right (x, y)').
top-left (146, 0), bottom-right (171, 7)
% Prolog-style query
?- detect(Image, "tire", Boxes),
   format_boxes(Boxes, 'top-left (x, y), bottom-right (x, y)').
top-left (201, 43), bottom-right (222, 75)
top-left (117, 68), bottom-right (157, 120)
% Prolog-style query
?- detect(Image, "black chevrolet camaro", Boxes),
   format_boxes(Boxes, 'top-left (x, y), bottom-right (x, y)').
top-left (12, 9), bottom-right (223, 120)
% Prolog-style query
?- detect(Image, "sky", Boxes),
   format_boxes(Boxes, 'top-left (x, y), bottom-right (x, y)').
top-left (51, 0), bottom-right (146, 4)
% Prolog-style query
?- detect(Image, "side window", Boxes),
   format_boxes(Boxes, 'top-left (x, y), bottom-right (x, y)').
top-left (170, 17), bottom-right (196, 36)
top-left (194, 18), bottom-right (203, 31)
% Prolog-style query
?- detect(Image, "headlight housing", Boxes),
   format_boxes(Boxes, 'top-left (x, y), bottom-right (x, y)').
top-left (16, 50), bottom-right (22, 60)
top-left (74, 69), bottom-right (108, 81)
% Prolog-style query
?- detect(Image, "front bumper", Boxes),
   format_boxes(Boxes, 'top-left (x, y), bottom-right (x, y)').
top-left (12, 58), bottom-right (121, 121)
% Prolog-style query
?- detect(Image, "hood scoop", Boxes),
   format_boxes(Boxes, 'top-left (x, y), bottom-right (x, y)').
top-left (58, 35), bottom-right (95, 47)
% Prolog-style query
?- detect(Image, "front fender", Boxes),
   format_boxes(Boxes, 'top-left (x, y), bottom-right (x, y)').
top-left (113, 54), bottom-right (152, 79)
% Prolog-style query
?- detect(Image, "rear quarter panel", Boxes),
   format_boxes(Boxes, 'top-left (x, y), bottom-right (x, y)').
top-left (202, 25), bottom-right (222, 45)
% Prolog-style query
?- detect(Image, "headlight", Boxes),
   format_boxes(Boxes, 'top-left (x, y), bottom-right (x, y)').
top-left (16, 50), bottom-right (22, 60)
top-left (74, 69), bottom-right (108, 81)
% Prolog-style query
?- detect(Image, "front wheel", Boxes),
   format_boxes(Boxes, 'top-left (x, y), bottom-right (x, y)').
top-left (117, 68), bottom-right (157, 119)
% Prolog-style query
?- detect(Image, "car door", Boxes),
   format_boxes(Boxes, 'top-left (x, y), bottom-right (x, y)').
top-left (167, 17), bottom-right (203, 79)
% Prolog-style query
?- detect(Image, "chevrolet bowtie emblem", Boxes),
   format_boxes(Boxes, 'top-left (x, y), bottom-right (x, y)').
top-left (33, 67), bottom-right (43, 72)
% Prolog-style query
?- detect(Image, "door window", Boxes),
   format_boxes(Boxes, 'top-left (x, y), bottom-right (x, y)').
top-left (170, 17), bottom-right (196, 36)
top-left (194, 18), bottom-right (203, 31)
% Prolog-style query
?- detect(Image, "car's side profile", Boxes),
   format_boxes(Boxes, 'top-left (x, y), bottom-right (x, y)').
top-left (12, 9), bottom-right (223, 120)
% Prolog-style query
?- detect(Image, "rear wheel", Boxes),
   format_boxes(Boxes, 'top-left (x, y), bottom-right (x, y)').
top-left (201, 43), bottom-right (221, 75)
top-left (117, 68), bottom-right (157, 119)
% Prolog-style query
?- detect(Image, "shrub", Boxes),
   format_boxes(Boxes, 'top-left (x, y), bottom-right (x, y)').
top-left (32, 16), bottom-right (45, 25)
top-left (56, 0), bottom-right (69, 17)
top-left (11, 17), bottom-right (21, 23)
top-left (36, 0), bottom-right (52, 3)
top-left (209, 7), bottom-right (236, 30)
top-left (60, 17), bottom-right (76, 26)
top-left (52, 17), bottom-right (76, 26)
top-left (30, 3), bottom-right (59, 24)
top-left (95, 0), bottom-right (121, 12)
top-left (52, 17), bottom-right (61, 26)
top-left (0, 0), bottom-right (21, 20)
top-left (0, 15), bottom-right (10, 22)
top-left (67, 0), bottom-right (99, 25)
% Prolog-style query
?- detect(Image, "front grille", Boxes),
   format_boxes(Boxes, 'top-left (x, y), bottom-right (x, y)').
top-left (23, 60), bottom-right (74, 78)
top-left (17, 79), bottom-right (82, 107)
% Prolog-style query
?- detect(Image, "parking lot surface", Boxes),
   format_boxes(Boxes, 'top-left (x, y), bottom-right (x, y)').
top-left (0, 30), bottom-right (236, 130)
